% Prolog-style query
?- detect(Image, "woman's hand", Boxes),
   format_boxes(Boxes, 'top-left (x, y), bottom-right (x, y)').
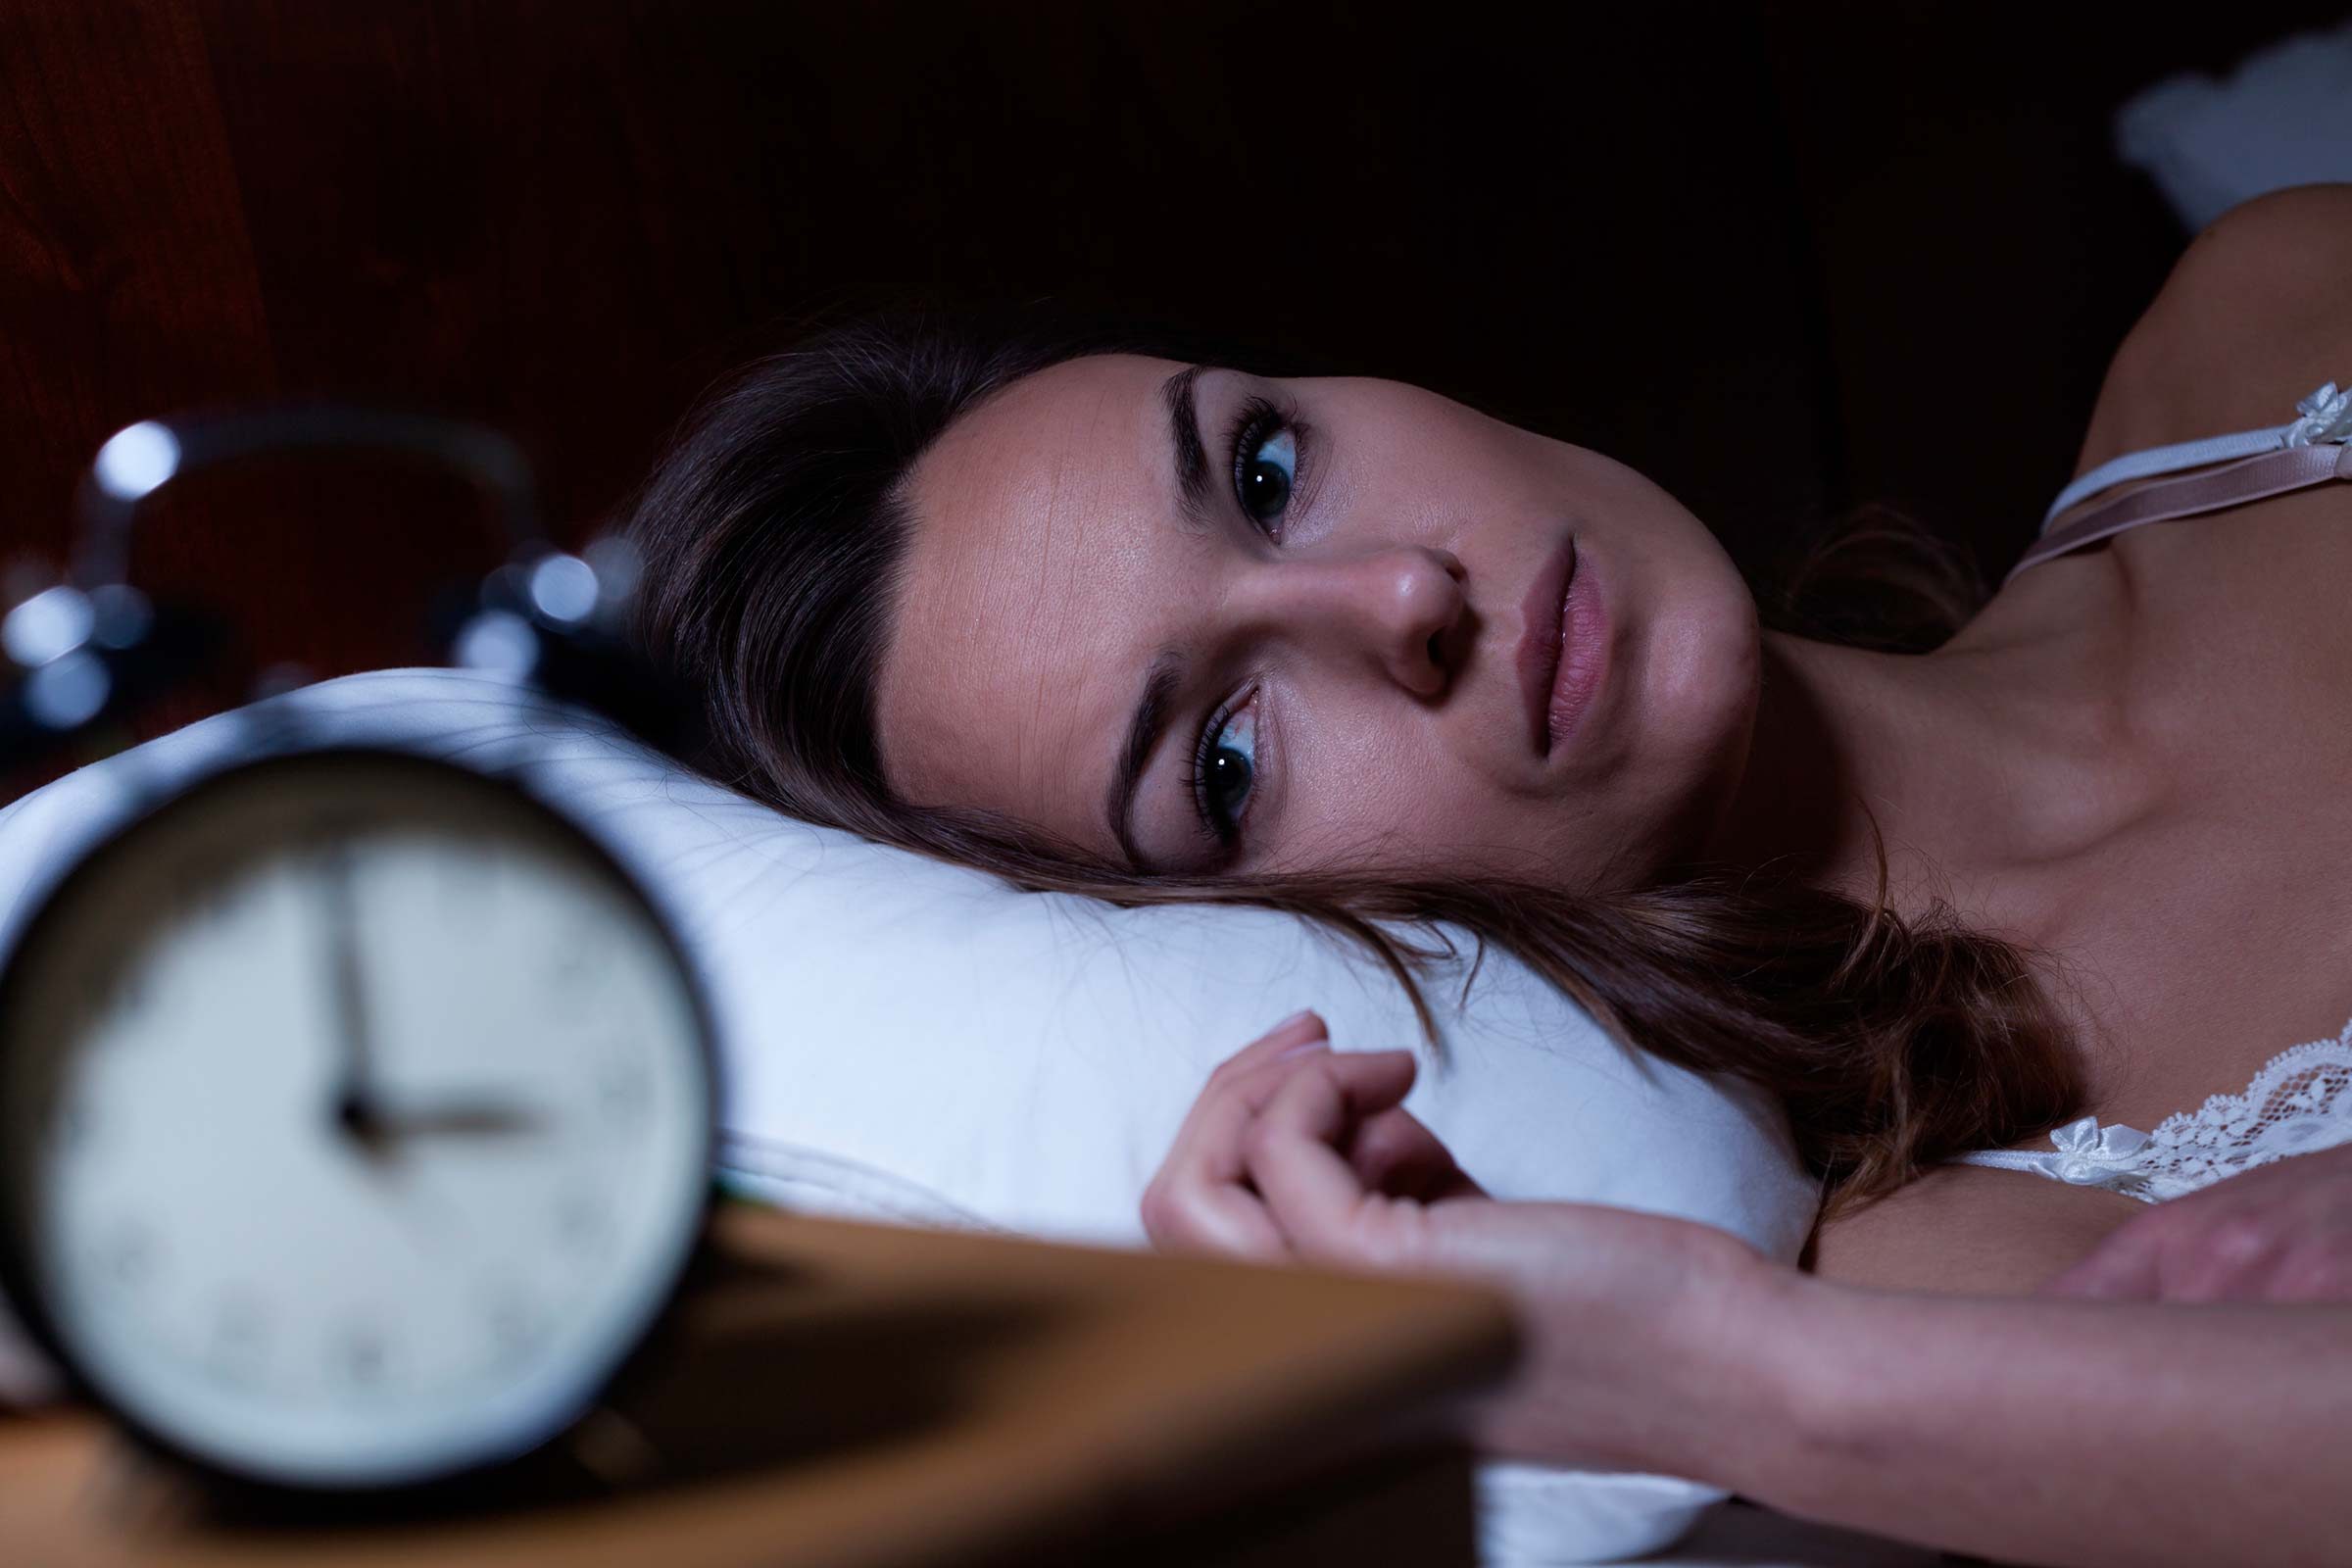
top-left (2038, 1143), bottom-right (2352, 1303)
top-left (1142, 1011), bottom-right (1790, 1476)
top-left (1141, 1010), bottom-right (1487, 1261)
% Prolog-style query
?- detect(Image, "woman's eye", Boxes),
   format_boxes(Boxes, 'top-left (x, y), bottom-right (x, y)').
top-left (1228, 397), bottom-right (1298, 534)
top-left (1192, 697), bottom-right (1258, 845)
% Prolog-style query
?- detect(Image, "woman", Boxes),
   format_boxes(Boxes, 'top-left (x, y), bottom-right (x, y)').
top-left (625, 184), bottom-right (2352, 1564)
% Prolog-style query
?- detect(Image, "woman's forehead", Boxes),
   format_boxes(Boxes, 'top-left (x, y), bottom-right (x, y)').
top-left (913, 353), bottom-right (1173, 547)
top-left (875, 353), bottom-right (1187, 839)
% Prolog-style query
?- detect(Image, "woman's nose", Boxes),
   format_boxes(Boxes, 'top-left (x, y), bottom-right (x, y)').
top-left (1237, 546), bottom-right (1469, 697)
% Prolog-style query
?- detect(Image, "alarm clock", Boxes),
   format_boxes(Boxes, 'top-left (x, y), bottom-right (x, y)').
top-left (0, 747), bottom-right (716, 1492)
top-left (0, 407), bottom-right (719, 1495)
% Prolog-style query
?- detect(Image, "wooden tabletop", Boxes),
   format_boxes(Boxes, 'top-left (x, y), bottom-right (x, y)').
top-left (0, 1200), bottom-right (1520, 1566)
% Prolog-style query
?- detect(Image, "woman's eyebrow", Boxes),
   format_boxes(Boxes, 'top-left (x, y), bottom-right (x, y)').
top-left (1103, 364), bottom-right (1226, 868)
top-left (1160, 363), bottom-right (1215, 531)
top-left (1106, 648), bottom-right (1184, 870)
top-left (1094, 361), bottom-right (1229, 872)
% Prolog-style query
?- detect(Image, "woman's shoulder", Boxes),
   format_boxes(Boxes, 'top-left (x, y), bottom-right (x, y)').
top-left (2069, 183), bottom-right (2352, 483)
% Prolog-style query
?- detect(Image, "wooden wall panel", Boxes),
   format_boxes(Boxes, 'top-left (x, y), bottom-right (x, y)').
top-left (1760, 0), bottom-right (2352, 569)
top-left (5, 0), bottom-right (2327, 803)
top-left (0, 1), bottom-right (1827, 563)
top-left (0, 0), bottom-right (279, 566)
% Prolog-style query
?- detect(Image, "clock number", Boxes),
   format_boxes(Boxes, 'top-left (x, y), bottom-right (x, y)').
top-left (547, 916), bottom-right (612, 1014)
top-left (554, 1195), bottom-right (611, 1256)
top-left (336, 1324), bottom-right (392, 1392)
top-left (97, 1220), bottom-right (160, 1292)
top-left (597, 1060), bottom-right (650, 1129)
top-left (207, 1297), bottom-right (269, 1389)
top-left (57, 1093), bottom-right (98, 1154)
top-left (487, 1288), bottom-right (548, 1371)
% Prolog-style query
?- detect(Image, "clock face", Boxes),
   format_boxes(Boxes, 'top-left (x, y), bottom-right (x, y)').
top-left (0, 751), bottom-right (713, 1489)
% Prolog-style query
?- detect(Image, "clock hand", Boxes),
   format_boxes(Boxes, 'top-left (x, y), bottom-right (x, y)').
top-left (319, 839), bottom-right (392, 1162)
top-left (366, 1101), bottom-right (544, 1140)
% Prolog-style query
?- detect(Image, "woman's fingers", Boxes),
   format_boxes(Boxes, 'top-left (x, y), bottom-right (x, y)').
top-left (1142, 1009), bottom-right (1333, 1259)
top-left (1141, 1016), bottom-right (1471, 1269)
top-left (2035, 1148), bottom-right (2352, 1304)
top-left (1179, 1011), bottom-right (1332, 1186)
top-left (1151, 1179), bottom-right (1292, 1263)
top-left (1241, 1049), bottom-right (1439, 1269)
top-left (1217, 1008), bottom-right (1333, 1074)
top-left (1348, 1104), bottom-right (1489, 1203)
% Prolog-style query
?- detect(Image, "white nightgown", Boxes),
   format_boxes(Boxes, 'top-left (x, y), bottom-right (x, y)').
top-left (1946, 380), bottom-right (2352, 1201)
top-left (1947, 1017), bottom-right (2352, 1201)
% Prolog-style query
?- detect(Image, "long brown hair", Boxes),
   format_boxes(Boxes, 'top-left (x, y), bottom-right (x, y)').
top-left (622, 298), bottom-right (2086, 1229)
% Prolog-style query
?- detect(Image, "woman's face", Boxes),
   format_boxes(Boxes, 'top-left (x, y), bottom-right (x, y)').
top-left (875, 354), bottom-right (1762, 890)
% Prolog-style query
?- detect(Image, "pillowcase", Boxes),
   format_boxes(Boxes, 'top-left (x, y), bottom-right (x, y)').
top-left (2114, 17), bottom-right (2352, 232)
top-left (0, 668), bottom-right (1821, 1564)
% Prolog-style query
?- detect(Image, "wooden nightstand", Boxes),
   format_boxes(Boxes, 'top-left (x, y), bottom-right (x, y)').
top-left (0, 1200), bottom-right (1520, 1565)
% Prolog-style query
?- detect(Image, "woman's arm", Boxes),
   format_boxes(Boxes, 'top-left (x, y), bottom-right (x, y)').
top-left (1145, 1024), bottom-right (2352, 1568)
top-left (2038, 1141), bottom-right (2352, 1303)
top-left (1728, 1267), bottom-right (2352, 1568)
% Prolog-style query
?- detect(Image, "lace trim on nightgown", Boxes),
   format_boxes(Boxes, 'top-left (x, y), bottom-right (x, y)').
top-left (1944, 1014), bottom-right (2352, 1203)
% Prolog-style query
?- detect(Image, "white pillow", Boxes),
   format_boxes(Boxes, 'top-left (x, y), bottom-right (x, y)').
top-left (0, 668), bottom-right (1819, 1564)
top-left (2114, 18), bottom-right (2352, 232)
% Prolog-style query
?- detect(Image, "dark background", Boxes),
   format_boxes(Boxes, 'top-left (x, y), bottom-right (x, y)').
top-left (4, 0), bottom-right (2345, 796)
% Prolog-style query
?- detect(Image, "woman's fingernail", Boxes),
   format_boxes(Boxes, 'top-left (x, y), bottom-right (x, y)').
top-left (1273, 1039), bottom-right (1332, 1063)
top-left (1272, 1008), bottom-right (1318, 1033)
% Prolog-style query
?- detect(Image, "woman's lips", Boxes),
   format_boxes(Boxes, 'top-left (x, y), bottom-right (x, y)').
top-left (1548, 551), bottom-right (1605, 756)
top-left (1516, 537), bottom-right (1577, 757)
top-left (1515, 535), bottom-right (1604, 759)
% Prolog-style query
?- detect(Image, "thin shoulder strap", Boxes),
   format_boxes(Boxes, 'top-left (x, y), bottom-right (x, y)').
top-left (2005, 381), bottom-right (2352, 587)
